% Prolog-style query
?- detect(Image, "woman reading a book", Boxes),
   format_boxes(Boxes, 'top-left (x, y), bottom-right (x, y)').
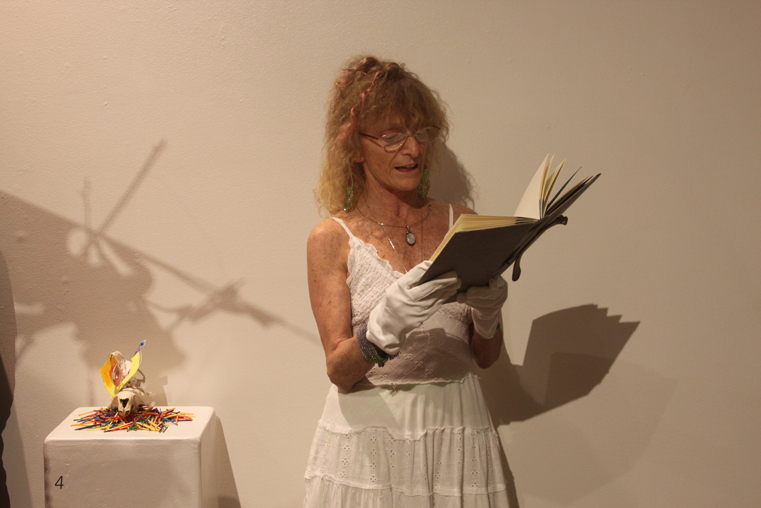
top-left (303, 56), bottom-right (510, 507)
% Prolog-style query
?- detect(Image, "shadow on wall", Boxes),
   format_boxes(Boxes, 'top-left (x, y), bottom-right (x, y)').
top-left (420, 149), bottom-right (659, 505)
top-left (481, 305), bottom-right (638, 424)
top-left (0, 250), bottom-right (17, 508)
top-left (430, 148), bottom-right (476, 209)
top-left (429, 151), bottom-right (651, 505)
top-left (0, 143), bottom-right (316, 379)
top-left (477, 305), bottom-right (662, 506)
top-left (0, 143), bottom-right (317, 505)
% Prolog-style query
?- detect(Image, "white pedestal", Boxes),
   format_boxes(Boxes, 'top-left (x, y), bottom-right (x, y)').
top-left (44, 406), bottom-right (217, 508)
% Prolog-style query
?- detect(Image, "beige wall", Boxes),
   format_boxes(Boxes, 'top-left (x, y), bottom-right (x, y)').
top-left (1, 1), bottom-right (759, 507)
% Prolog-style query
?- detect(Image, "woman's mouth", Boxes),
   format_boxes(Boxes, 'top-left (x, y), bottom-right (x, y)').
top-left (395, 163), bottom-right (418, 171)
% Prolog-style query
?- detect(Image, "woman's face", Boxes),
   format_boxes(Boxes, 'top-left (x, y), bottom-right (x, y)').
top-left (357, 116), bottom-right (428, 196)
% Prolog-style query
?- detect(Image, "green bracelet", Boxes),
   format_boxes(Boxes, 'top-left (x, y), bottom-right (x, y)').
top-left (356, 322), bottom-right (390, 366)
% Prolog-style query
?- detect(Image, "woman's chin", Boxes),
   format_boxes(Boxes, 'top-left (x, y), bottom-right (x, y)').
top-left (393, 167), bottom-right (422, 185)
top-left (392, 177), bottom-right (422, 193)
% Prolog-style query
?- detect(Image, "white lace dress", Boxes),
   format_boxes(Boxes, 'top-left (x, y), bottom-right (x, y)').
top-left (303, 216), bottom-right (509, 508)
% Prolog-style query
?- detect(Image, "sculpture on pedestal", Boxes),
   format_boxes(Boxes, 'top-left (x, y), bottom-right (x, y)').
top-left (99, 341), bottom-right (149, 417)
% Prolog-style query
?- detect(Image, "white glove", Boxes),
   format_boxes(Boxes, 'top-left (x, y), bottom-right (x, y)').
top-left (366, 260), bottom-right (461, 355)
top-left (457, 275), bottom-right (507, 339)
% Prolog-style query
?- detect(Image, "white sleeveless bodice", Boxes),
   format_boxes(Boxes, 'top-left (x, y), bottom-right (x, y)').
top-left (331, 216), bottom-right (475, 386)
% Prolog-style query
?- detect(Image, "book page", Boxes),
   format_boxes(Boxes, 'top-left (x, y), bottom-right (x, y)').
top-left (547, 167), bottom-right (581, 211)
top-left (545, 173), bottom-right (600, 218)
top-left (514, 155), bottom-right (549, 219)
top-left (541, 159), bottom-right (565, 216)
top-left (430, 214), bottom-right (531, 261)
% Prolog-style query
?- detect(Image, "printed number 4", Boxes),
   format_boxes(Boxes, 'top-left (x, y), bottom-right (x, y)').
top-left (55, 476), bottom-right (64, 489)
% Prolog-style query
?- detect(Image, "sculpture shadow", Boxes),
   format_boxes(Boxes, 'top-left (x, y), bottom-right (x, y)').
top-left (1, 188), bottom-right (186, 385)
top-left (0, 168), bottom-right (316, 379)
top-left (0, 143), bottom-right (317, 505)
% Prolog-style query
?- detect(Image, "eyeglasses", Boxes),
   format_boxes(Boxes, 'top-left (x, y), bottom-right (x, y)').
top-left (359, 127), bottom-right (440, 152)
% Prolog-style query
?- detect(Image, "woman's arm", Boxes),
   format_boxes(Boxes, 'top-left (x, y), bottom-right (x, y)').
top-left (307, 219), bottom-right (374, 391)
top-left (470, 324), bottom-right (503, 369)
top-left (450, 203), bottom-right (506, 369)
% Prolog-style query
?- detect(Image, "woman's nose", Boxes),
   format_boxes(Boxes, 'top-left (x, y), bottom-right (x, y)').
top-left (400, 134), bottom-right (421, 156)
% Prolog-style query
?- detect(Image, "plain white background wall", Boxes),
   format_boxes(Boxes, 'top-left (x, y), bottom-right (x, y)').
top-left (1, 1), bottom-right (759, 507)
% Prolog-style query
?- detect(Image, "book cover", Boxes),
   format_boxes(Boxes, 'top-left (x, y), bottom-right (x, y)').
top-left (420, 155), bottom-right (600, 290)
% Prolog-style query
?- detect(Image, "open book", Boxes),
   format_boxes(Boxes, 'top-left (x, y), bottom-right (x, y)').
top-left (419, 155), bottom-right (600, 290)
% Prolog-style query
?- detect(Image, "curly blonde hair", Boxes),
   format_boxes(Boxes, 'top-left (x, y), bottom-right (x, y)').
top-left (315, 56), bottom-right (450, 215)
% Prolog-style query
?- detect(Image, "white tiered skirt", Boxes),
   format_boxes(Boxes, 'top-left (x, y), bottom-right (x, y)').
top-left (304, 373), bottom-right (509, 507)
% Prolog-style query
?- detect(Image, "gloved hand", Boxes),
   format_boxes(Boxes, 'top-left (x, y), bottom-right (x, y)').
top-left (366, 260), bottom-right (461, 355)
top-left (457, 275), bottom-right (507, 339)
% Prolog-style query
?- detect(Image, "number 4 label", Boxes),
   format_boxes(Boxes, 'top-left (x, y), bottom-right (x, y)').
top-left (55, 476), bottom-right (64, 489)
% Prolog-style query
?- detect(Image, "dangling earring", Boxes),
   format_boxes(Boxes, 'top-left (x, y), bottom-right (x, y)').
top-left (417, 168), bottom-right (430, 198)
top-left (343, 175), bottom-right (354, 211)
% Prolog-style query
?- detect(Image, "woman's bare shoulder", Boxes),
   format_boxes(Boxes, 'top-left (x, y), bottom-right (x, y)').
top-left (438, 201), bottom-right (477, 221)
top-left (453, 202), bottom-right (477, 214)
top-left (307, 217), bottom-right (348, 253)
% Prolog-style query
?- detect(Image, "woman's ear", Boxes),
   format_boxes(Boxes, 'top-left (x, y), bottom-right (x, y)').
top-left (353, 151), bottom-right (364, 164)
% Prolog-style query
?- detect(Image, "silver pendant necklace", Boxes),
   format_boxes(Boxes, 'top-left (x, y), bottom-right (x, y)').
top-left (357, 200), bottom-right (430, 273)
top-left (358, 201), bottom-right (433, 246)
top-left (379, 220), bottom-right (424, 273)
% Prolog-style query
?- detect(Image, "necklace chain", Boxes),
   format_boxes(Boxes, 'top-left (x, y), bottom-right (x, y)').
top-left (358, 200), bottom-right (430, 273)
top-left (384, 226), bottom-right (422, 273)
top-left (358, 201), bottom-right (433, 230)
top-left (359, 201), bottom-right (432, 246)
